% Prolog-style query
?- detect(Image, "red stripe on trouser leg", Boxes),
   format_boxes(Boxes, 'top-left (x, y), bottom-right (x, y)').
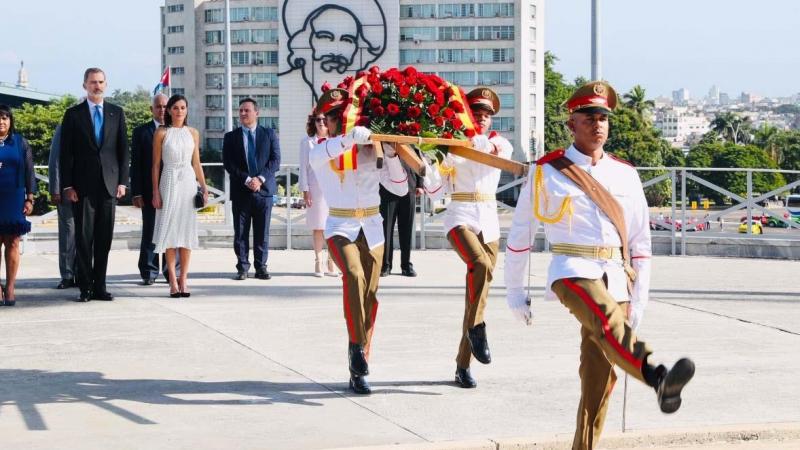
top-left (365, 300), bottom-right (379, 360)
top-left (449, 229), bottom-right (475, 303)
top-left (328, 238), bottom-right (357, 344)
top-left (562, 279), bottom-right (642, 371)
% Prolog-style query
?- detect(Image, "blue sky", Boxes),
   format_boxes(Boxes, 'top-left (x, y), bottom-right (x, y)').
top-left (3, 0), bottom-right (799, 100)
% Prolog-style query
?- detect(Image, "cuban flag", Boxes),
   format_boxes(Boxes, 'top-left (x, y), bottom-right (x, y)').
top-left (152, 67), bottom-right (170, 96)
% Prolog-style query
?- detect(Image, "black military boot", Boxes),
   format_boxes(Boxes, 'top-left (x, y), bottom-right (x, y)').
top-left (643, 358), bottom-right (695, 414)
top-left (467, 322), bottom-right (491, 364)
top-left (348, 342), bottom-right (369, 376)
top-left (454, 367), bottom-right (477, 389)
top-left (349, 374), bottom-right (372, 394)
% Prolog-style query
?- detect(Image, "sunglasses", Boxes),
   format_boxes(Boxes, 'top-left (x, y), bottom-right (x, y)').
top-left (314, 118), bottom-right (326, 123)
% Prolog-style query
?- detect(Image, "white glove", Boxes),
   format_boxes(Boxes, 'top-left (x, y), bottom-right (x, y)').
top-left (629, 304), bottom-right (644, 332)
top-left (470, 134), bottom-right (490, 152)
top-left (340, 133), bottom-right (355, 150)
top-left (351, 126), bottom-right (372, 145)
top-left (506, 288), bottom-right (533, 326)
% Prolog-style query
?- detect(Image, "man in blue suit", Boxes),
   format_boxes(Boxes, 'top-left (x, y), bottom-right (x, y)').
top-left (222, 98), bottom-right (281, 280)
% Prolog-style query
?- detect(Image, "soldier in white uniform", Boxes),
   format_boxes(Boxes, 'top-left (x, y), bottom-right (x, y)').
top-left (424, 87), bottom-right (514, 388)
top-left (309, 88), bottom-right (412, 395)
top-left (503, 81), bottom-right (695, 450)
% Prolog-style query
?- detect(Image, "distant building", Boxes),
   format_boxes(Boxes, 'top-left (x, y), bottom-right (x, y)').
top-left (159, 0), bottom-right (545, 165)
top-left (0, 61), bottom-right (60, 108)
top-left (654, 107), bottom-right (709, 150)
top-left (719, 92), bottom-right (731, 106)
top-left (706, 85), bottom-right (719, 105)
top-left (672, 88), bottom-right (689, 106)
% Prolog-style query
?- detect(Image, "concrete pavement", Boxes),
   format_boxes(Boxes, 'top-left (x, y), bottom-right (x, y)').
top-left (1, 249), bottom-right (799, 449)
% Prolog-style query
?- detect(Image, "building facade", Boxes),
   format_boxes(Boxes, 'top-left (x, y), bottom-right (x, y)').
top-left (160, 0), bottom-right (544, 165)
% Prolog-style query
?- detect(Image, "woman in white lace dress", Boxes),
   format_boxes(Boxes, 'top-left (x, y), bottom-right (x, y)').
top-left (299, 112), bottom-right (337, 277)
top-left (151, 95), bottom-right (208, 297)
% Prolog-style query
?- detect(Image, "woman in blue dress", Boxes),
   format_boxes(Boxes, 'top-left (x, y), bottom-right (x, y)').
top-left (0, 105), bottom-right (35, 306)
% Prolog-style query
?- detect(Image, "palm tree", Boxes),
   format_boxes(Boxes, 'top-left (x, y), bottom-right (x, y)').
top-left (623, 85), bottom-right (655, 122)
top-left (754, 123), bottom-right (782, 163)
top-left (710, 112), bottom-right (752, 145)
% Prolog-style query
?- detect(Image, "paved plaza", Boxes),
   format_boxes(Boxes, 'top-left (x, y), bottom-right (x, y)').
top-left (1, 249), bottom-right (799, 449)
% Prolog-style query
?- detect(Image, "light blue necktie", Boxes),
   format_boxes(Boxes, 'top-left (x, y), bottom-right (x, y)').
top-left (246, 129), bottom-right (258, 177)
top-left (93, 105), bottom-right (103, 145)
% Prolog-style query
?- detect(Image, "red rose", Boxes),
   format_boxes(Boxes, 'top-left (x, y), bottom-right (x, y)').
top-left (405, 75), bottom-right (417, 86)
top-left (369, 97), bottom-right (382, 108)
top-left (442, 131), bottom-right (453, 139)
top-left (451, 118), bottom-right (463, 129)
top-left (398, 122), bottom-right (408, 133)
top-left (356, 85), bottom-right (369, 99)
top-left (343, 75), bottom-right (353, 85)
top-left (369, 65), bottom-right (381, 74)
top-left (434, 116), bottom-right (445, 127)
top-left (408, 105), bottom-right (422, 119)
top-left (464, 128), bottom-right (476, 138)
top-left (337, 82), bottom-right (347, 89)
top-left (387, 103), bottom-right (400, 116)
top-left (403, 66), bottom-right (418, 77)
top-left (356, 71), bottom-right (367, 79)
top-left (427, 104), bottom-right (440, 116)
top-left (357, 116), bottom-right (371, 127)
top-left (371, 82), bottom-right (384, 95)
top-left (442, 107), bottom-right (455, 119)
top-left (435, 93), bottom-right (445, 106)
top-left (449, 100), bottom-right (465, 113)
top-left (373, 105), bottom-right (385, 116)
top-left (407, 122), bottom-right (421, 135)
top-left (413, 92), bottom-right (425, 103)
top-left (321, 82), bottom-right (331, 93)
top-left (398, 85), bottom-right (411, 98)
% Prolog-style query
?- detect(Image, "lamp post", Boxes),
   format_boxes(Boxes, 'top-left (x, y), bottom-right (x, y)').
top-left (591, 0), bottom-right (601, 80)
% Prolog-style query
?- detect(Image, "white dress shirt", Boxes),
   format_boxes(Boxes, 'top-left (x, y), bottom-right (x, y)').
top-left (87, 99), bottom-right (103, 122)
top-left (424, 134), bottom-right (513, 243)
top-left (504, 144), bottom-right (652, 323)
top-left (309, 136), bottom-right (409, 249)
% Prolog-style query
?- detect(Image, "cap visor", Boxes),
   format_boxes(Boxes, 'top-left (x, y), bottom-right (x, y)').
top-left (574, 106), bottom-right (611, 115)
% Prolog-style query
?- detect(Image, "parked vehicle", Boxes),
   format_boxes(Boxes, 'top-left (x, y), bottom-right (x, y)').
top-left (739, 214), bottom-right (768, 225)
top-left (787, 194), bottom-right (800, 219)
top-left (738, 220), bottom-right (763, 234)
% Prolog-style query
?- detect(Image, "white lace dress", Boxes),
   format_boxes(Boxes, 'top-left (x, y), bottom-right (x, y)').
top-left (153, 126), bottom-right (199, 252)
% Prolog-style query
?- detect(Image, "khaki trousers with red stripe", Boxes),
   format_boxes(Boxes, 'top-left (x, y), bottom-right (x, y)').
top-left (447, 226), bottom-right (499, 369)
top-left (551, 278), bottom-right (652, 450)
top-left (328, 231), bottom-right (384, 359)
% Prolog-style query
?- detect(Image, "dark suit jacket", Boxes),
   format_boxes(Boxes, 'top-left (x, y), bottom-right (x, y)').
top-left (222, 125), bottom-right (281, 202)
top-left (130, 121), bottom-right (157, 202)
top-left (60, 100), bottom-right (129, 197)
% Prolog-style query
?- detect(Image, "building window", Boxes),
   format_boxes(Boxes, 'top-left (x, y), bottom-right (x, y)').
top-left (477, 26), bottom-right (514, 40)
top-left (477, 71), bottom-right (514, 86)
top-left (205, 30), bottom-right (223, 44)
top-left (251, 73), bottom-right (279, 87)
top-left (170, 67), bottom-right (185, 75)
top-left (400, 27), bottom-right (436, 42)
top-left (205, 138), bottom-right (223, 151)
top-left (439, 4), bottom-right (475, 18)
top-left (400, 49), bottom-right (436, 64)
top-left (439, 26), bottom-right (475, 41)
top-left (529, 93), bottom-right (536, 108)
top-left (529, 71), bottom-right (536, 86)
top-left (530, 4), bottom-right (537, 19)
top-left (231, 29), bottom-right (250, 44)
top-left (232, 73), bottom-right (249, 88)
top-left (167, 25), bottom-right (184, 33)
top-left (230, 7), bottom-right (250, 22)
top-left (205, 9), bottom-right (223, 23)
top-left (258, 117), bottom-right (279, 131)
top-left (477, 3), bottom-right (514, 17)
top-left (400, 4), bottom-right (436, 19)
top-left (167, 4), bottom-right (184, 13)
top-left (172, 88), bottom-right (185, 95)
top-left (206, 52), bottom-right (224, 66)
top-left (206, 95), bottom-right (224, 109)
top-left (439, 71), bottom-right (475, 86)
top-left (499, 94), bottom-right (514, 108)
top-left (206, 73), bottom-right (224, 89)
top-left (530, 49), bottom-right (536, 63)
top-left (251, 29), bottom-right (278, 44)
top-left (492, 117), bottom-right (514, 132)
top-left (251, 7), bottom-right (278, 21)
top-left (167, 46), bottom-right (184, 54)
top-left (438, 49), bottom-right (475, 63)
top-left (529, 27), bottom-right (536, 42)
top-left (476, 48), bottom-right (514, 63)
top-left (206, 117), bottom-right (224, 131)
top-left (252, 51), bottom-right (278, 65)
top-left (231, 51), bottom-right (250, 66)
top-left (253, 95), bottom-right (279, 109)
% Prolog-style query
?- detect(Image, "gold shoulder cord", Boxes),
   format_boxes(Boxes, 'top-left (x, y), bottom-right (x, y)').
top-left (533, 164), bottom-right (572, 225)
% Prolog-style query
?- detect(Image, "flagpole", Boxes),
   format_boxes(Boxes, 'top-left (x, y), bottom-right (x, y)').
top-left (167, 66), bottom-right (171, 97)
top-left (223, 0), bottom-right (233, 225)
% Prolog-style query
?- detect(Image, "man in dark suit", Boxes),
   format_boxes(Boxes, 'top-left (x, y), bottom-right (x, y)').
top-left (48, 125), bottom-right (78, 289)
top-left (222, 98), bottom-right (281, 280)
top-left (130, 93), bottom-right (180, 285)
top-left (60, 68), bottom-right (129, 302)
top-left (379, 163), bottom-right (423, 277)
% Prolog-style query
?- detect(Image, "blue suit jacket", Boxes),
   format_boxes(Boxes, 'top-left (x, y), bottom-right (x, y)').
top-left (222, 125), bottom-right (281, 202)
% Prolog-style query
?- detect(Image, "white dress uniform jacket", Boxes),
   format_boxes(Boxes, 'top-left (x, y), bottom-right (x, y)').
top-left (309, 136), bottom-right (409, 249)
top-left (424, 133), bottom-right (513, 243)
top-left (504, 145), bottom-right (653, 328)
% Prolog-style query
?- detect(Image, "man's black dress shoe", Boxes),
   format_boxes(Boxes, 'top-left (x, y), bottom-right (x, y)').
top-left (76, 291), bottom-right (92, 302)
top-left (56, 279), bottom-right (75, 289)
top-left (348, 342), bottom-right (369, 376)
top-left (142, 278), bottom-right (155, 286)
top-left (92, 291), bottom-right (114, 301)
top-left (401, 267), bottom-right (417, 277)
top-left (380, 267), bottom-right (391, 277)
top-left (255, 269), bottom-right (271, 280)
top-left (467, 322), bottom-right (491, 364)
top-left (656, 358), bottom-right (695, 413)
top-left (455, 367), bottom-right (477, 388)
top-left (235, 272), bottom-right (247, 280)
top-left (349, 374), bottom-right (372, 394)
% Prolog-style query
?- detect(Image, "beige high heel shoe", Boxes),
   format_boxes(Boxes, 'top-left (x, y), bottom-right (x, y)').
top-left (313, 259), bottom-right (324, 277)
top-left (324, 257), bottom-right (339, 277)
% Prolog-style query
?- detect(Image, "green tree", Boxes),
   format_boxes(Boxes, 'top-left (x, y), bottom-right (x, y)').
top-left (773, 130), bottom-right (800, 182)
top-left (623, 85), bottom-right (655, 123)
top-left (13, 96), bottom-right (78, 164)
top-left (543, 52), bottom-right (573, 152)
top-left (753, 123), bottom-right (781, 163)
top-left (107, 87), bottom-right (152, 141)
top-left (709, 112), bottom-right (752, 145)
